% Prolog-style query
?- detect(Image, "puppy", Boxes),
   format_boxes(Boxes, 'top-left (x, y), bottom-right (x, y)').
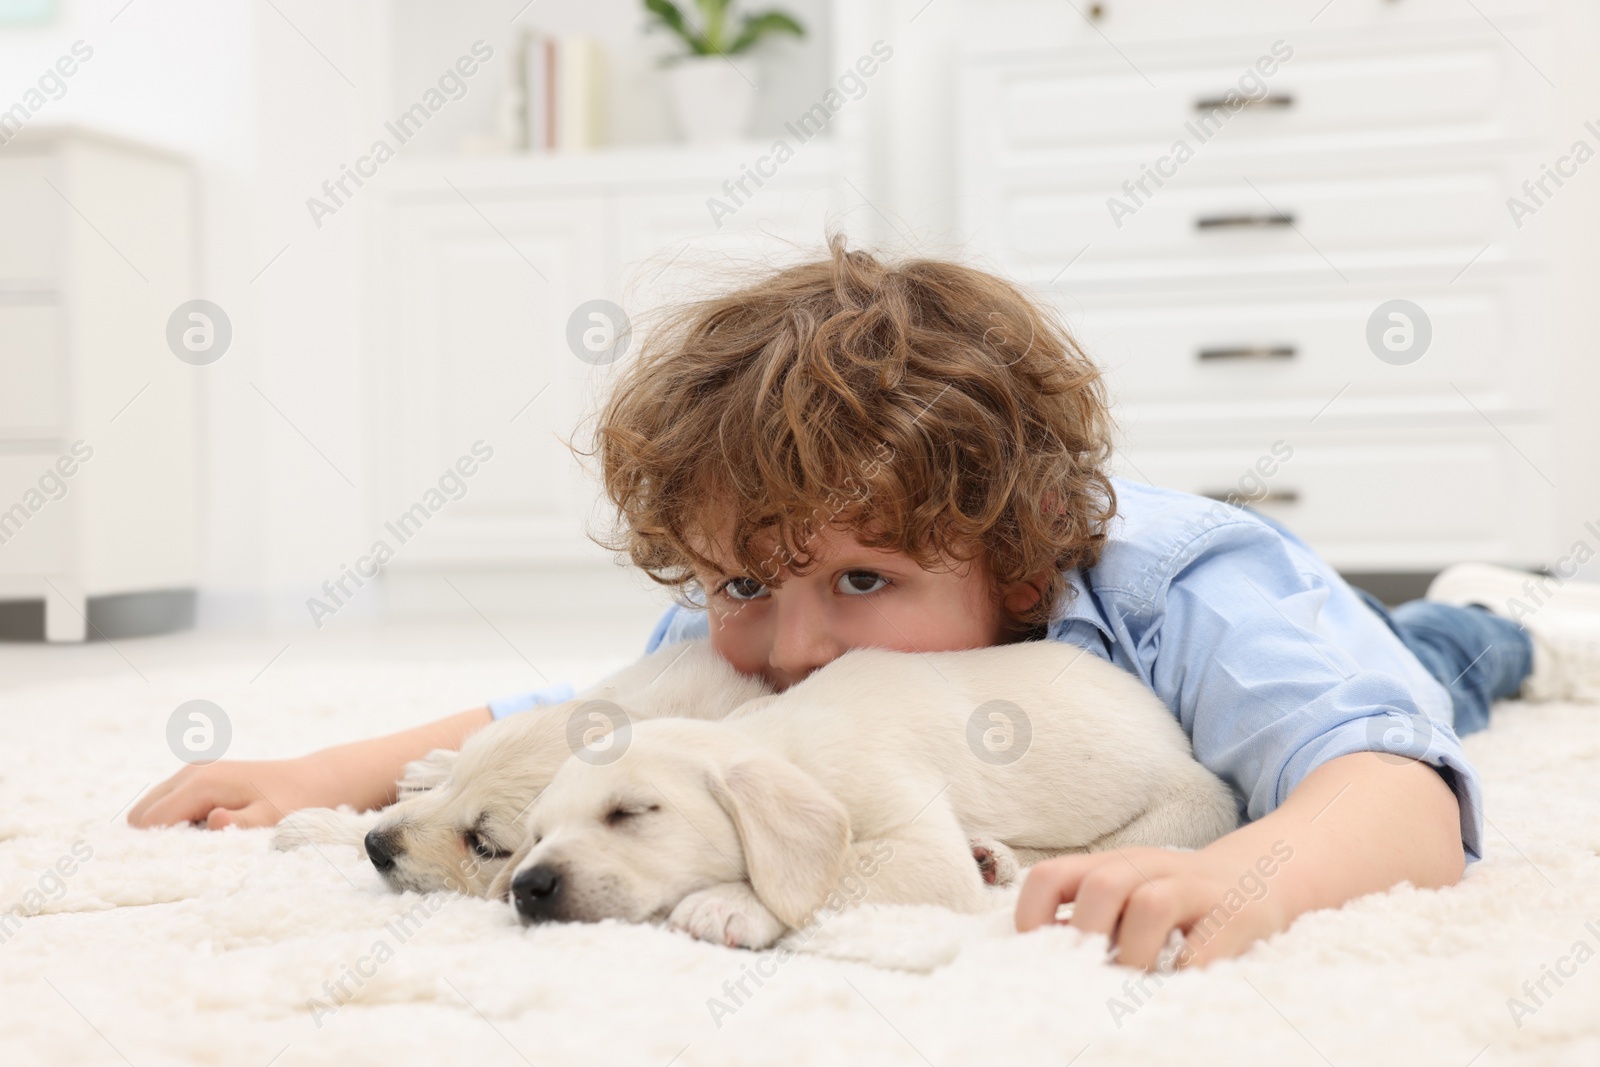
top-left (498, 641), bottom-right (1241, 948)
top-left (272, 640), bottom-right (772, 895)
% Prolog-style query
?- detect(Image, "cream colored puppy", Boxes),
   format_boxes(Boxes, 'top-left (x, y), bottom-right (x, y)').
top-left (272, 640), bottom-right (771, 895)
top-left (498, 641), bottom-right (1241, 948)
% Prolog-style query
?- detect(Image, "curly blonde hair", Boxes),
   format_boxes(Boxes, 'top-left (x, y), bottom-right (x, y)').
top-left (577, 234), bottom-right (1116, 639)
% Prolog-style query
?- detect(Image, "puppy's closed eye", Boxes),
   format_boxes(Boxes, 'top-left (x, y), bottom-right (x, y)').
top-left (604, 803), bottom-right (660, 828)
top-left (463, 828), bottom-right (512, 860)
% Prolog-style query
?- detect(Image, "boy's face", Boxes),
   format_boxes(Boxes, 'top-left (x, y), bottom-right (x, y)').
top-left (690, 522), bottom-right (1040, 693)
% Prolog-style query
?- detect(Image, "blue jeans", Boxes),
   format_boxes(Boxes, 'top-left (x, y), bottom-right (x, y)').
top-left (1354, 588), bottom-right (1533, 737)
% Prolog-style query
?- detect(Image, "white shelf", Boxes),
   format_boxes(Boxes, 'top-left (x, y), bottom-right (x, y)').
top-left (381, 137), bottom-right (849, 194)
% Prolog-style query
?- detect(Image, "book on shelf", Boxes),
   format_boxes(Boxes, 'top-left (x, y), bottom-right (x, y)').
top-left (520, 32), bottom-right (606, 153)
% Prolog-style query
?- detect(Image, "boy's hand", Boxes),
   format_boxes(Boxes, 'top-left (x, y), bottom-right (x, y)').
top-left (127, 755), bottom-right (342, 830)
top-left (1014, 753), bottom-right (1467, 970)
top-left (126, 706), bottom-right (494, 831)
top-left (1014, 846), bottom-right (1289, 970)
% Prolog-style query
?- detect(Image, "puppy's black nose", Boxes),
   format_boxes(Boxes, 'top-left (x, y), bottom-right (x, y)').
top-left (364, 828), bottom-right (398, 872)
top-left (512, 864), bottom-right (562, 922)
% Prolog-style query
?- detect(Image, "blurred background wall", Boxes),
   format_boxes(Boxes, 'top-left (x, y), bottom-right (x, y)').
top-left (1, 0), bottom-right (1596, 644)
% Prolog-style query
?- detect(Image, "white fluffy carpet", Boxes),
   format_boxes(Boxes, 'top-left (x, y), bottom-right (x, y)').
top-left (2, 655), bottom-right (1598, 1067)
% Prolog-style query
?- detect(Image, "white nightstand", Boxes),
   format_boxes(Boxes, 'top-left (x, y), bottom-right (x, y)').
top-left (0, 128), bottom-right (200, 641)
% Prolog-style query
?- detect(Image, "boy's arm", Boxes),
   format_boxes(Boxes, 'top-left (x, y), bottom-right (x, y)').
top-left (127, 706), bottom-right (493, 830)
top-left (1015, 750), bottom-right (1465, 967)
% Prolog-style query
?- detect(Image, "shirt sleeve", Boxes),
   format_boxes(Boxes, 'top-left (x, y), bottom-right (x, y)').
top-left (643, 600), bottom-right (711, 653)
top-left (486, 680), bottom-right (578, 721)
top-left (1132, 520), bottom-right (1485, 862)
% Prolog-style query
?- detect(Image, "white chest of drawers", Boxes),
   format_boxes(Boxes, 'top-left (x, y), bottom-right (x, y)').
top-left (957, 0), bottom-right (1570, 575)
top-left (0, 128), bottom-right (199, 640)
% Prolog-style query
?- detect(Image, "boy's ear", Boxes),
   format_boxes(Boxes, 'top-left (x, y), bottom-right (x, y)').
top-left (1000, 571), bottom-right (1048, 616)
top-left (709, 755), bottom-right (851, 930)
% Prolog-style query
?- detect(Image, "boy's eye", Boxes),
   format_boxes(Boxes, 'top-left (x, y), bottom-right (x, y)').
top-left (718, 576), bottom-right (768, 601)
top-left (838, 570), bottom-right (888, 595)
top-left (715, 571), bottom-right (888, 599)
top-left (464, 829), bottom-right (511, 861)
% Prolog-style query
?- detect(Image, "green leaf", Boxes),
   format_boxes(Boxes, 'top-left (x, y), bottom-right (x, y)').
top-left (693, 0), bottom-right (734, 52)
top-left (727, 10), bottom-right (806, 54)
top-left (645, 0), bottom-right (802, 57)
top-left (643, 0), bottom-right (703, 54)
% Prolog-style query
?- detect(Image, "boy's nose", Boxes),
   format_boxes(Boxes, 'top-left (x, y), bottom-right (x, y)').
top-left (766, 606), bottom-right (844, 688)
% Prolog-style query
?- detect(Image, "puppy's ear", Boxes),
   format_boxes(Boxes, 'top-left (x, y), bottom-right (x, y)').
top-left (398, 749), bottom-right (459, 798)
top-left (710, 755), bottom-right (851, 930)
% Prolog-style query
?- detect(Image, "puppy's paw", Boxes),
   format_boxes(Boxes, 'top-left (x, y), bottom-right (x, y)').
top-left (668, 883), bottom-right (787, 950)
top-left (970, 837), bottom-right (1020, 887)
top-left (271, 807), bottom-right (372, 851)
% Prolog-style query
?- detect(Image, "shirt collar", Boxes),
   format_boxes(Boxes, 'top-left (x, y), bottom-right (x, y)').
top-left (1047, 566), bottom-right (1116, 644)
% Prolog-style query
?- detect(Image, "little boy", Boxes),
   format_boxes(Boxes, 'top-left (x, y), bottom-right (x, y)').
top-left (129, 237), bottom-right (1600, 969)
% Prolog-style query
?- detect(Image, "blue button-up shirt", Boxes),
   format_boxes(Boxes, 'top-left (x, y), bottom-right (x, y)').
top-left (490, 478), bottom-right (1483, 861)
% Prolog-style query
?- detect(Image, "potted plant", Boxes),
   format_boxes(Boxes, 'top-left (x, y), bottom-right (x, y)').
top-left (644, 0), bottom-right (805, 144)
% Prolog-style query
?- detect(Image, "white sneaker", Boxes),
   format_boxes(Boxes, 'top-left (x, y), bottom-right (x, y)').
top-left (1426, 563), bottom-right (1600, 703)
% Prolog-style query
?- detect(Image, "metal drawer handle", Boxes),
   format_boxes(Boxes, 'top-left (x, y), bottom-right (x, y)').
top-left (1195, 94), bottom-right (1294, 113)
top-left (1196, 212), bottom-right (1295, 230)
top-left (1198, 345), bottom-right (1297, 362)
top-left (1202, 488), bottom-right (1301, 506)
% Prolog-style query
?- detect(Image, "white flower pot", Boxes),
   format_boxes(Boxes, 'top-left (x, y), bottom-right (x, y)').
top-left (667, 55), bottom-right (758, 144)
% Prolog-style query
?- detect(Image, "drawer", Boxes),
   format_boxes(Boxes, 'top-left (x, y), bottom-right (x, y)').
top-left (0, 451), bottom-right (75, 575)
top-left (0, 302), bottom-right (63, 434)
top-left (1062, 281), bottom-right (1544, 415)
top-left (960, 0), bottom-right (1544, 53)
top-left (1115, 424), bottom-right (1556, 569)
top-left (1001, 168), bottom-right (1506, 282)
top-left (0, 152), bottom-right (62, 283)
top-left (990, 45), bottom-right (1525, 156)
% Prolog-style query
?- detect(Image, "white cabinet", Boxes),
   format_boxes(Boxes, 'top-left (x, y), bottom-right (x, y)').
top-left (374, 191), bottom-right (608, 566)
top-left (0, 129), bottom-right (199, 640)
top-left (370, 143), bottom-right (848, 567)
top-left (958, 0), bottom-right (1563, 572)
